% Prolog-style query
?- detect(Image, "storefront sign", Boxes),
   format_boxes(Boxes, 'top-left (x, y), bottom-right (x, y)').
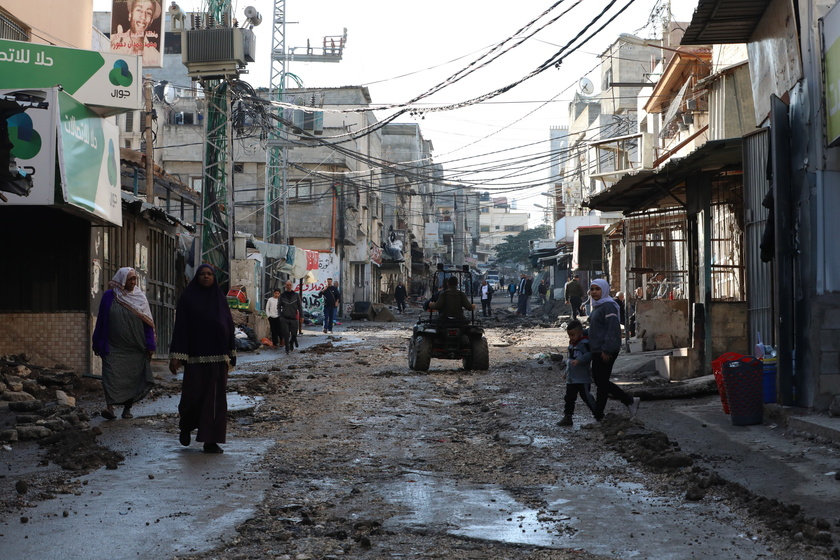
top-left (0, 38), bottom-right (142, 115)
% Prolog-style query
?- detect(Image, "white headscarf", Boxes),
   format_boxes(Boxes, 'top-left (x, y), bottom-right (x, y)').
top-left (590, 278), bottom-right (617, 309)
top-left (110, 267), bottom-right (155, 329)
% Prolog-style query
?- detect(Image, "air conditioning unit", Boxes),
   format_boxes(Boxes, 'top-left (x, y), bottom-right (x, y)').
top-left (182, 28), bottom-right (255, 79)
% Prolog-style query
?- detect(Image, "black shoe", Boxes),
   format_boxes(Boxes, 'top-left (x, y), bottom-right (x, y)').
top-left (294, 339), bottom-right (299, 348)
top-left (179, 429), bottom-right (191, 446)
top-left (101, 409), bottom-right (116, 420)
top-left (202, 442), bottom-right (223, 454)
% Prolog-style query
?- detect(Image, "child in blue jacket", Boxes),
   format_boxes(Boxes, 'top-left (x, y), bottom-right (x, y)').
top-left (558, 320), bottom-right (597, 427)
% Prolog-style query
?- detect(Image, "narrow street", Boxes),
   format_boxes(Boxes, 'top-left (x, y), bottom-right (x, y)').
top-left (2, 300), bottom-right (838, 559)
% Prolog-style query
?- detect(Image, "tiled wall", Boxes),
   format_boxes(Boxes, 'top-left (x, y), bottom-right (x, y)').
top-left (0, 313), bottom-right (90, 373)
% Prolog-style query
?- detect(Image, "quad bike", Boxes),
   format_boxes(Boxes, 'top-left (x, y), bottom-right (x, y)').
top-left (408, 264), bottom-right (490, 372)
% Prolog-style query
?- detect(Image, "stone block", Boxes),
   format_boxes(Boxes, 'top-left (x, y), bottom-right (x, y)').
top-left (830, 396), bottom-right (840, 418)
top-left (0, 429), bottom-right (18, 443)
top-left (5, 380), bottom-right (23, 392)
top-left (8, 400), bottom-right (44, 412)
top-left (55, 390), bottom-right (76, 407)
top-left (656, 355), bottom-right (690, 381)
top-left (13, 365), bottom-right (31, 378)
top-left (2, 390), bottom-right (34, 402)
top-left (654, 333), bottom-right (674, 350)
top-left (16, 425), bottom-right (52, 440)
top-left (40, 418), bottom-right (67, 432)
top-left (15, 414), bottom-right (41, 424)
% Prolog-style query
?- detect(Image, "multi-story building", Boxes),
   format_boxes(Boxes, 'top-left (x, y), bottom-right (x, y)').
top-left (476, 194), bottom-right (530, 267)
top-left (1, 2), bottom-right (195, 373)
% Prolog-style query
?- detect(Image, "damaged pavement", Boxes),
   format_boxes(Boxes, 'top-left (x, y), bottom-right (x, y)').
top-left (1, 305), bottom-right (840, 559)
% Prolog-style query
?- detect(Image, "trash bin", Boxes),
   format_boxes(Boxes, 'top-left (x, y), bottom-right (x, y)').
top-left (721, 356), bottom-right (764, 426)
top-left (762, 357), bottom-right (777, 403)
top-left (712, 352), bottom-right (744, 414)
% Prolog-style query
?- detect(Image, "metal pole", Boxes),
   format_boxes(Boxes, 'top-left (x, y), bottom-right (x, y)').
top-left (144, 77), bottom-right (154, 204)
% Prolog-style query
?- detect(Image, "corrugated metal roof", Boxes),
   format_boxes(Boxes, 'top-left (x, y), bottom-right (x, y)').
top-left (682, 0), bottom-right (772, 45)
top-left (584, 138), bottom-right (743, 213)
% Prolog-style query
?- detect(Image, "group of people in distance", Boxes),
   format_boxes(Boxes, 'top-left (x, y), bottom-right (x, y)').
top-left (265, 278), bottom-right (342, 353)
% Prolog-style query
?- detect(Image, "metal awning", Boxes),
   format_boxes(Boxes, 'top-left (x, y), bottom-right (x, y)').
top-left (681, 0), bottom-right (772, 45)
top-left (584, 138), bottom-right (743, 214)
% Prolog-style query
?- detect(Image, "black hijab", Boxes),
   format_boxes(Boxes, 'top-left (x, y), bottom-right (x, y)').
top-left (169, 264), bottom-right (235, 360)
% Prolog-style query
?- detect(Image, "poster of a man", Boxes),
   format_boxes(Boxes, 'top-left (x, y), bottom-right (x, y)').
top-left (110, 0), bottom-right (163, 68)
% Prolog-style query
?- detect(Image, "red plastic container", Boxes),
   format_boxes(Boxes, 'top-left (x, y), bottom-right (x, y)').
top-left (711, 352), bottom-right (745, 414)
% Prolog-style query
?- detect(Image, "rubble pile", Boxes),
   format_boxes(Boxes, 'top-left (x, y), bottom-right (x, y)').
top-left (0, 356), bottom-right (121, 472)
top-left (1, 357), bottom-right (93, 443)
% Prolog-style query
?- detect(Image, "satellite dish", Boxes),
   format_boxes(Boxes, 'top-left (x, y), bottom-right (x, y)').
top-left (163, 83), bottom-right (176, 105)
top-left (579, 78), bottom-right (594, 95)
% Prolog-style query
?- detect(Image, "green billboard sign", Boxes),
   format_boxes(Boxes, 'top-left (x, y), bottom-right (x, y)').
top-left (0, 38), bottom-right (142, 116)
top-left (57, 90), bottom-right (121, 225)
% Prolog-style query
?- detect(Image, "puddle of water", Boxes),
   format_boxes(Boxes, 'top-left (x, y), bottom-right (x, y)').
top-left (381, 472), bottom-right (773, 558)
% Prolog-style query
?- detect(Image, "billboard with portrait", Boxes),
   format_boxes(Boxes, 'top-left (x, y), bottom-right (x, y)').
top-left (110, 0), bottom-right (164, 68)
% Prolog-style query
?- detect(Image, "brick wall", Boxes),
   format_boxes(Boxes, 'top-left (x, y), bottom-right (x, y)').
top-left (812, 294), bottom-right (840, 408)
top-left (708, 302), bottom-right (749, 358)
top-left (0, 313), bottom-right (90, 372)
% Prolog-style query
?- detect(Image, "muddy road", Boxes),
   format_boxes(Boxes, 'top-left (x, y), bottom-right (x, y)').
top-left (2, 307), bottom-right (838, 559)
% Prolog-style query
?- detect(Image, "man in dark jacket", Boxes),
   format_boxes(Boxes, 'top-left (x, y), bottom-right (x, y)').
top-left (564, 274), bottom-right (584, 320)
top-left (318, 277), bottom-right (341, 333)
top-left (430, 276), bottom-right (474, 320)
top-left (516, 273), bottom-right (532, 316)
top-left (279, 280), bottom-right (302, 353)
top-left (394, 281), bottom-right (407, 314)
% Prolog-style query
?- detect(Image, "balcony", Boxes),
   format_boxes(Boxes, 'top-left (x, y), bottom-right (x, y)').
top-left (588, 132), bottom-right (654, 187)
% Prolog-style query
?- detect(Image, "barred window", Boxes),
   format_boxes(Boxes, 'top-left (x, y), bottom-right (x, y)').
top-left (0, 13), bottom-right (29, 42)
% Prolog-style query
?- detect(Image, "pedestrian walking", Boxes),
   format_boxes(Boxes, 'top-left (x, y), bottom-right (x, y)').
top-left (587, 278), bottom-right (640, 420)
top-left (558, 320), bottom-right (597, 427)
top-left (516, 273), bottom-right (531, 316)
top-left (280, 280), bottom-right (302, 352)
top-left (564, 274), bottom-right (584, 320)
top-left (508, 281), bottom-right (516, 303)
top-left (479, 279), bottom-right (494, 317)
top-left (265, 288), bottom-right (282, 349)
top-left (318, 277), bottom-right (341, 333)
top-left (169, 264), bottom-right (236, 454)
top-left (394, 281), bottom-right (407, 314)
top-left (92, 267), bottom-right (156, 420)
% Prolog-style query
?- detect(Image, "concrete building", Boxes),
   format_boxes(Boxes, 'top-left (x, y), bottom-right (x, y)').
top-left (677, 0), bottom-right (840, 410)
top-left (476, 195), bottom-right (530, 266)
top-left (0, 3), bottom-right (194, 373)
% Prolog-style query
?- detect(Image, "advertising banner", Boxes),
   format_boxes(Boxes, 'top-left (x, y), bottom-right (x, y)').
top-left (57, 91), bottom-right (122, 225)
top-left (0, 38), bottom-right (142, 115)
top-left (1, 88), bottom-right (57, 205)
top-left (824, 2), bottom-right (840, 146)
top-left (110, 0), bottom-right (164, 68)
top-left (298, 252), bottom-right (338, 315)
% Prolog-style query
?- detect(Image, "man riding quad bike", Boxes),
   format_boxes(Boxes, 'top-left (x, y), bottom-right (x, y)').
top-left (408, 265), bottom-right (490, 371)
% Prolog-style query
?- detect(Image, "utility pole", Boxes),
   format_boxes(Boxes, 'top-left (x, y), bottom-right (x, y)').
top-left (453, 191), bottom-right (465, 265)
top-left (144, 77), bottom-right (154, 204)
top-left (262, 0), bottom-right (347, 300)
top-left (181, 0), bottom-right (253, 290)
